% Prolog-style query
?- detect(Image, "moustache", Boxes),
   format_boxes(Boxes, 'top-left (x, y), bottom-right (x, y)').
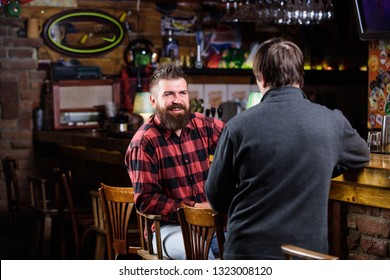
top-left (167, 104), bottom-right (187, 110)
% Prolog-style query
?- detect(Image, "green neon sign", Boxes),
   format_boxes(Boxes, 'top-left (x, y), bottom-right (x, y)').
top-left (43, 9), bottom-right (125, 56)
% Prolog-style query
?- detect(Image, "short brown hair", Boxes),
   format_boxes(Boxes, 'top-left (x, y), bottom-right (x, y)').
top-left (253, 37), bottom-right (304, 88)
top-left (149, 63), bottom-right (187, 91)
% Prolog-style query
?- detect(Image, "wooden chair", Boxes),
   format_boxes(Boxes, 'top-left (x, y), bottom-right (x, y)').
top-left (177, 206), bottom-right (226, 260)
top-left (2, 157), bottom-right (55, 259)
top-left (27, 174), bottom-right (58, 259)
top-left (281, 244), bottom-right (339, 260)
top-left (98, 183), bottom-right (141, 260)
top-left (89, 190), bottom-right (106, 259)
top-left (2, 157), bottom-right (22, 226)
top-left (2, 157), bottom-right (25, 258)
top-left (136, 209), bottom-right (169, 260)
top-left (53, 167), bottom-right (94, 259)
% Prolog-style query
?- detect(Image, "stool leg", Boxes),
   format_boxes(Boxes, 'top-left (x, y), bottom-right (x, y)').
top-left (94, 233), bottom-right (106, 260)
top-left (30, 213), bottom-right (42, 259)
top-left (42, 215), bottom-right (52, 259)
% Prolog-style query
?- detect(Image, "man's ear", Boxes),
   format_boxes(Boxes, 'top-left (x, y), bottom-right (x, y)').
top-left (150, 94), bottom-right (156, 109)
top-left (256, 73), bottom-right (265, 87)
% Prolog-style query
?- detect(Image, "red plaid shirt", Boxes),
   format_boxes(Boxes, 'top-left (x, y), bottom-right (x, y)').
top-left (125, 112), bottom-right (224, 224)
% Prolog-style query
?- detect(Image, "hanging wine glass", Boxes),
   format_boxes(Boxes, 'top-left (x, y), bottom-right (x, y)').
top-left (262, 0), bottom-right (274, 24)
top-left (314, 0), bottom-right (325, 23)
top-left (237, 0), bottom-right (258, 22)
top-left (325, 0), bottom-right (334, 20)
top-left (292, 0), bottom-right (303, 25)
top-left (283, 0), bottom-right (294, 25)
top-left (221, 0), bottom-right (233, 22)
top-left (256, 0), bottom-right (266, 23)
top-left (230, 0), bottom-right (240, 22)
top-left (270, 0), bottom-right (283, 25)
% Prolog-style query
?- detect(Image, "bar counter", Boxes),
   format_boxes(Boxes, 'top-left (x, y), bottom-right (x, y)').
top-left (330, 153), bottom-right (390, 210)
top-left (33, 130), bottom-right (134, 191)
top-left (34, 130), bottom-right (390, 209)
top-left (34, 130), bottom-right (390, 258)
top-left (34, 129), bottom-right (133, 166)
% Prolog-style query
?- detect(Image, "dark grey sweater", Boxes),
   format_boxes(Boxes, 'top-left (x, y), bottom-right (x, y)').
top-left (205, 86), bottom-right (370, 259)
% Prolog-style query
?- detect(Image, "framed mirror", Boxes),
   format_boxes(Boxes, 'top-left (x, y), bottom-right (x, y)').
top-left (42, 9), bottom-right (125, 57)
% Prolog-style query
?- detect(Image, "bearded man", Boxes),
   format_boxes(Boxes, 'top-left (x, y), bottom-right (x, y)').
top-left (125, 63), bottom-right (225, 259)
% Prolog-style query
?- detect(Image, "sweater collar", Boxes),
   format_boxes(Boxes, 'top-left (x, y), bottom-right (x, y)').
top-left (261, 86), bottom-right (308, 102)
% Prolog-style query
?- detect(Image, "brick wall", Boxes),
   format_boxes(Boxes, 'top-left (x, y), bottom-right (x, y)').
top-left (0, 15), bottom-right (48, 210)
top-left (347, 205), bottom-right (390, 259)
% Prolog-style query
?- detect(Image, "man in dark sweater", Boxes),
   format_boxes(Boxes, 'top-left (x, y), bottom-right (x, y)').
top-left (205, 37), bottom-right (370, 259)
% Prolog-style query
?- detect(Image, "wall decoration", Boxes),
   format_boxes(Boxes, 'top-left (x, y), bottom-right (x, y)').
top-left (42, 9), bottom-right (124, 57)
top-left (367, 40), bottom-right (390, 129)
top-left (161, 16), bottom-right (197, 36)
top-left (204, 84), bottom-right (227, 110)
top-left (1, 0), bottom-right (33, 17)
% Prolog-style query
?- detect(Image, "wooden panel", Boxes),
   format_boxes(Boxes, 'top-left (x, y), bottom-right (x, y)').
top-left (330, 180), bottom-right (390, 209)
top-left (332, 168), bottom-right (390, 188)
top-left (328, 200), bottom-right (348, 259)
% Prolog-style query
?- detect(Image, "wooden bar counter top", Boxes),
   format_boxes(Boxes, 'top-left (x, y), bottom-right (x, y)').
top-left (330, 153), bottom-right (390, 210)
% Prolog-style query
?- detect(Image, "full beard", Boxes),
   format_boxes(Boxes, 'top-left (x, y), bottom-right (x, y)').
top-left (156, 104), bottom-right (191, 131)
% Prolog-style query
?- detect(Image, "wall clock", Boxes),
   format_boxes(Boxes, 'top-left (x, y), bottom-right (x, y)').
top-left (42, 9), bottom-right (125, 57)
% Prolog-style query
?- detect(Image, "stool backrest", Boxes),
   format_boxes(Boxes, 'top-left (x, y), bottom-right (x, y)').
top-left (99, 183), bottom-right (141, 260)
top-left (2, 157), bottom-right (21, 219)
top-left (281, 244), bottom-right (339, 260)
top-left (135, 209), bottom-right (167, 260)
top-left (90, 190), bottom-right (105, 233)
top-left (178, 206), bottom-right (226, 260)
top-left (53, 167), bottom-right (80, 259)
top-left (28, 175), bottom-right (49, 211)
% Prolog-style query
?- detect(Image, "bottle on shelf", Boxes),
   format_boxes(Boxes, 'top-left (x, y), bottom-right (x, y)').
top-left (163, 29), bottom-right (179, 65)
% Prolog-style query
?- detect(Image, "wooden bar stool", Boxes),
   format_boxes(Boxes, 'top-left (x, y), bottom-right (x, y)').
top-left (27, 175), bottom-right (58, 259)
top-left (177, 206), bottom-right (226, 260)
top-left (89, 190), bottom-right (106, 259)
top-left (136, 210), bottom-right (168, 260)
top-left (2, 157), bottom-right (55, 259)
top-left (2, 157), bottom-right (24, 258)
top-left (98, 183), bottom-right (141, 260)
top-left (53, 167), bottom-right (94, 259)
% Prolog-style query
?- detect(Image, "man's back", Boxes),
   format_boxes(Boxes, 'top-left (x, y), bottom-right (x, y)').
top-left (206, 86), bottom-right (369, 259)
